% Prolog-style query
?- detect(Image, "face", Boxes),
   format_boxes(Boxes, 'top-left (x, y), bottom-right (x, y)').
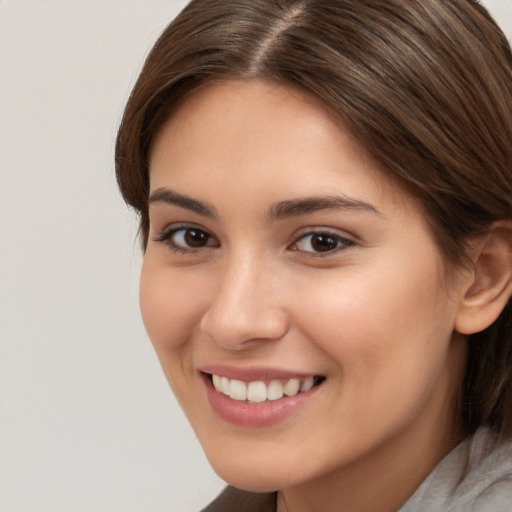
top-left (141, 80), bottom-right (468, 494)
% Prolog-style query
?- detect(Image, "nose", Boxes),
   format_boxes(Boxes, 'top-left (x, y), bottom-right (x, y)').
top-left (199, 254), bottom-right (289, 350)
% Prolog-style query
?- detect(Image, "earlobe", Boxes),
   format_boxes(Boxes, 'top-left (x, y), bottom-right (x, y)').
top-left (455, 222), bottom-right (512, 335)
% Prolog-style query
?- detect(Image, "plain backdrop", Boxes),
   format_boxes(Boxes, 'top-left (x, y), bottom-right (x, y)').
top-left (1, 1), bottom-right (511, 511)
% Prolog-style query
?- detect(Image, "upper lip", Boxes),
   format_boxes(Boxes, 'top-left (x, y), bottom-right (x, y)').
top-left (199, 364), bottom-right (322, 382)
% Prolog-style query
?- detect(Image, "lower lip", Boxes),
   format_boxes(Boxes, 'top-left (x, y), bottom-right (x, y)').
top-left (203, 375), bottom-right (322, 427)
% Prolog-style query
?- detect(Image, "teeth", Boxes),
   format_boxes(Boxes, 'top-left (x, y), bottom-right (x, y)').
top-left (221, 376), bottom-right (230, 395)
top-left (283, 378), bottom-right (300, 397)
top-left (247, 381), bottom-right (267, 403)
top-left (211, 374), bottom-right (320, 403)
top-left (267, 380), bottom-right (284, 401)
top-left (229, 379), bottom-right (247, 401)
top-left (212, 374), bottom-right (222, 390)
top-left (300, 376), bottom-right (314, 392)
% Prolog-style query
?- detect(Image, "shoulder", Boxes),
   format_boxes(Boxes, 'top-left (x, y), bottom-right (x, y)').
top-left (469, 477), bottom-right (512, 512)
top-left (401, 427), bottom-right (512, 512)
top-left (456, 428), bottom-right (512, 511)
top-left (201, 486), bottom-right (277, 512)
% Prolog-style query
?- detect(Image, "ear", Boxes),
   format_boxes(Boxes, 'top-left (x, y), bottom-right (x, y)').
top-left (455, 222), bottom-right (512, 335)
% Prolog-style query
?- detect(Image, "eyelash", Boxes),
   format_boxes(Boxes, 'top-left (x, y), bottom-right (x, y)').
top-left (290, 230), bottom-right (355, 255)
top-left (153, 225), bottom-right (355, 256)
top-left (153, 225), bottom-right (218, 254)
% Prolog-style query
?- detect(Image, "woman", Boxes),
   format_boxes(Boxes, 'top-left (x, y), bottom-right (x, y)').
top-left (115, 0), bottom-right (512, 510)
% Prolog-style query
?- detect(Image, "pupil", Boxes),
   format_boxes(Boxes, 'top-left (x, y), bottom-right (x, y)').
top-left (185, 229), bottom-right (208, 247)
top-left (311, 234), bottom-right (337, 252)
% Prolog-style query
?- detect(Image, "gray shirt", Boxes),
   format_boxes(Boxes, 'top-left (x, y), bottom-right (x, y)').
top-left (203, 427), bottom-right (512, 511)
top-left (399, 427), bottom-right (512, 511)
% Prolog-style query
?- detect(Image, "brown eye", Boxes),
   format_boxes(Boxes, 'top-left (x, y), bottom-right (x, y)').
top-left (310, 234), bottom-right (339, 252)
top-left (292, 231), bottom-right (353, 254)
top-left (154, 225), bottom-right (218, 252)
top-left (183, 228), bottom-right (211, 247)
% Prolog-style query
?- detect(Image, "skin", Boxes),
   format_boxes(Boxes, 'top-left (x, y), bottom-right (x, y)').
top-left (141, 80), bottom-right (471, 512)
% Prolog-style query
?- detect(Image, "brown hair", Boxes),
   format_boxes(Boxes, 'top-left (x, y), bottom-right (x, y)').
top-left (115, 0), bottom-right (512, 436)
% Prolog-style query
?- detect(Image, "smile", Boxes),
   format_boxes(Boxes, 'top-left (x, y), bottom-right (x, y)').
top-left (201, 367), bottom-right (326, 426)
top-left (210, 374), bottom-right (324, 403)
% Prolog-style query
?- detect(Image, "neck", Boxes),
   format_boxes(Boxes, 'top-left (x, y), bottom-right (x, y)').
top-left (276, 335), bottom-right (468, 512)
top-left (277, 364), bottom-right (468, 512)
top-left (277, 425), bottom-right (465, 512)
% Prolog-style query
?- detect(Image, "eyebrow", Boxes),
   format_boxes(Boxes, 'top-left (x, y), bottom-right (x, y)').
top-left (269, 195), bottom-right (380, 219)
top-left (148, 188), bottom-right (217, 218)
top-left (148, 187), bottom-right (379, 220)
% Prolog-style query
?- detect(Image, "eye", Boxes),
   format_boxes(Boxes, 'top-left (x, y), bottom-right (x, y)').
top-left (291, 231), bottom-right (353, 254)
top-left (153, 225), bottom-right (218, 253)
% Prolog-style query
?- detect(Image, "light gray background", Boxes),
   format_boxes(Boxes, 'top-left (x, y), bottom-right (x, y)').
top-left (1, 1), bottom-right (510, 511)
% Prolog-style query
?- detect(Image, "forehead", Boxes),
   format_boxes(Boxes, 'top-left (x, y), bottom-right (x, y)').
top-left (149, 79), bottom-right (416, 214)
top-left (150, 80), bottom-right (343, 164)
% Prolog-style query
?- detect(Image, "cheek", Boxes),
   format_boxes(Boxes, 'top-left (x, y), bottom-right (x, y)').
top-left (295, 259), bottom-right (457, 392)
top-left (292, 271), bottom-right (459, 450)
top-left (139, 259), bottom-right (207, 358)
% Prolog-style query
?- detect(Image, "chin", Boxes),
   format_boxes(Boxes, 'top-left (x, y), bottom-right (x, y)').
top-left (202, 447), bottom-right (299, 492)
top-left (213, 466), bottom-right (285, 493)
top-left (206, 440), bottom-right (335, 494)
